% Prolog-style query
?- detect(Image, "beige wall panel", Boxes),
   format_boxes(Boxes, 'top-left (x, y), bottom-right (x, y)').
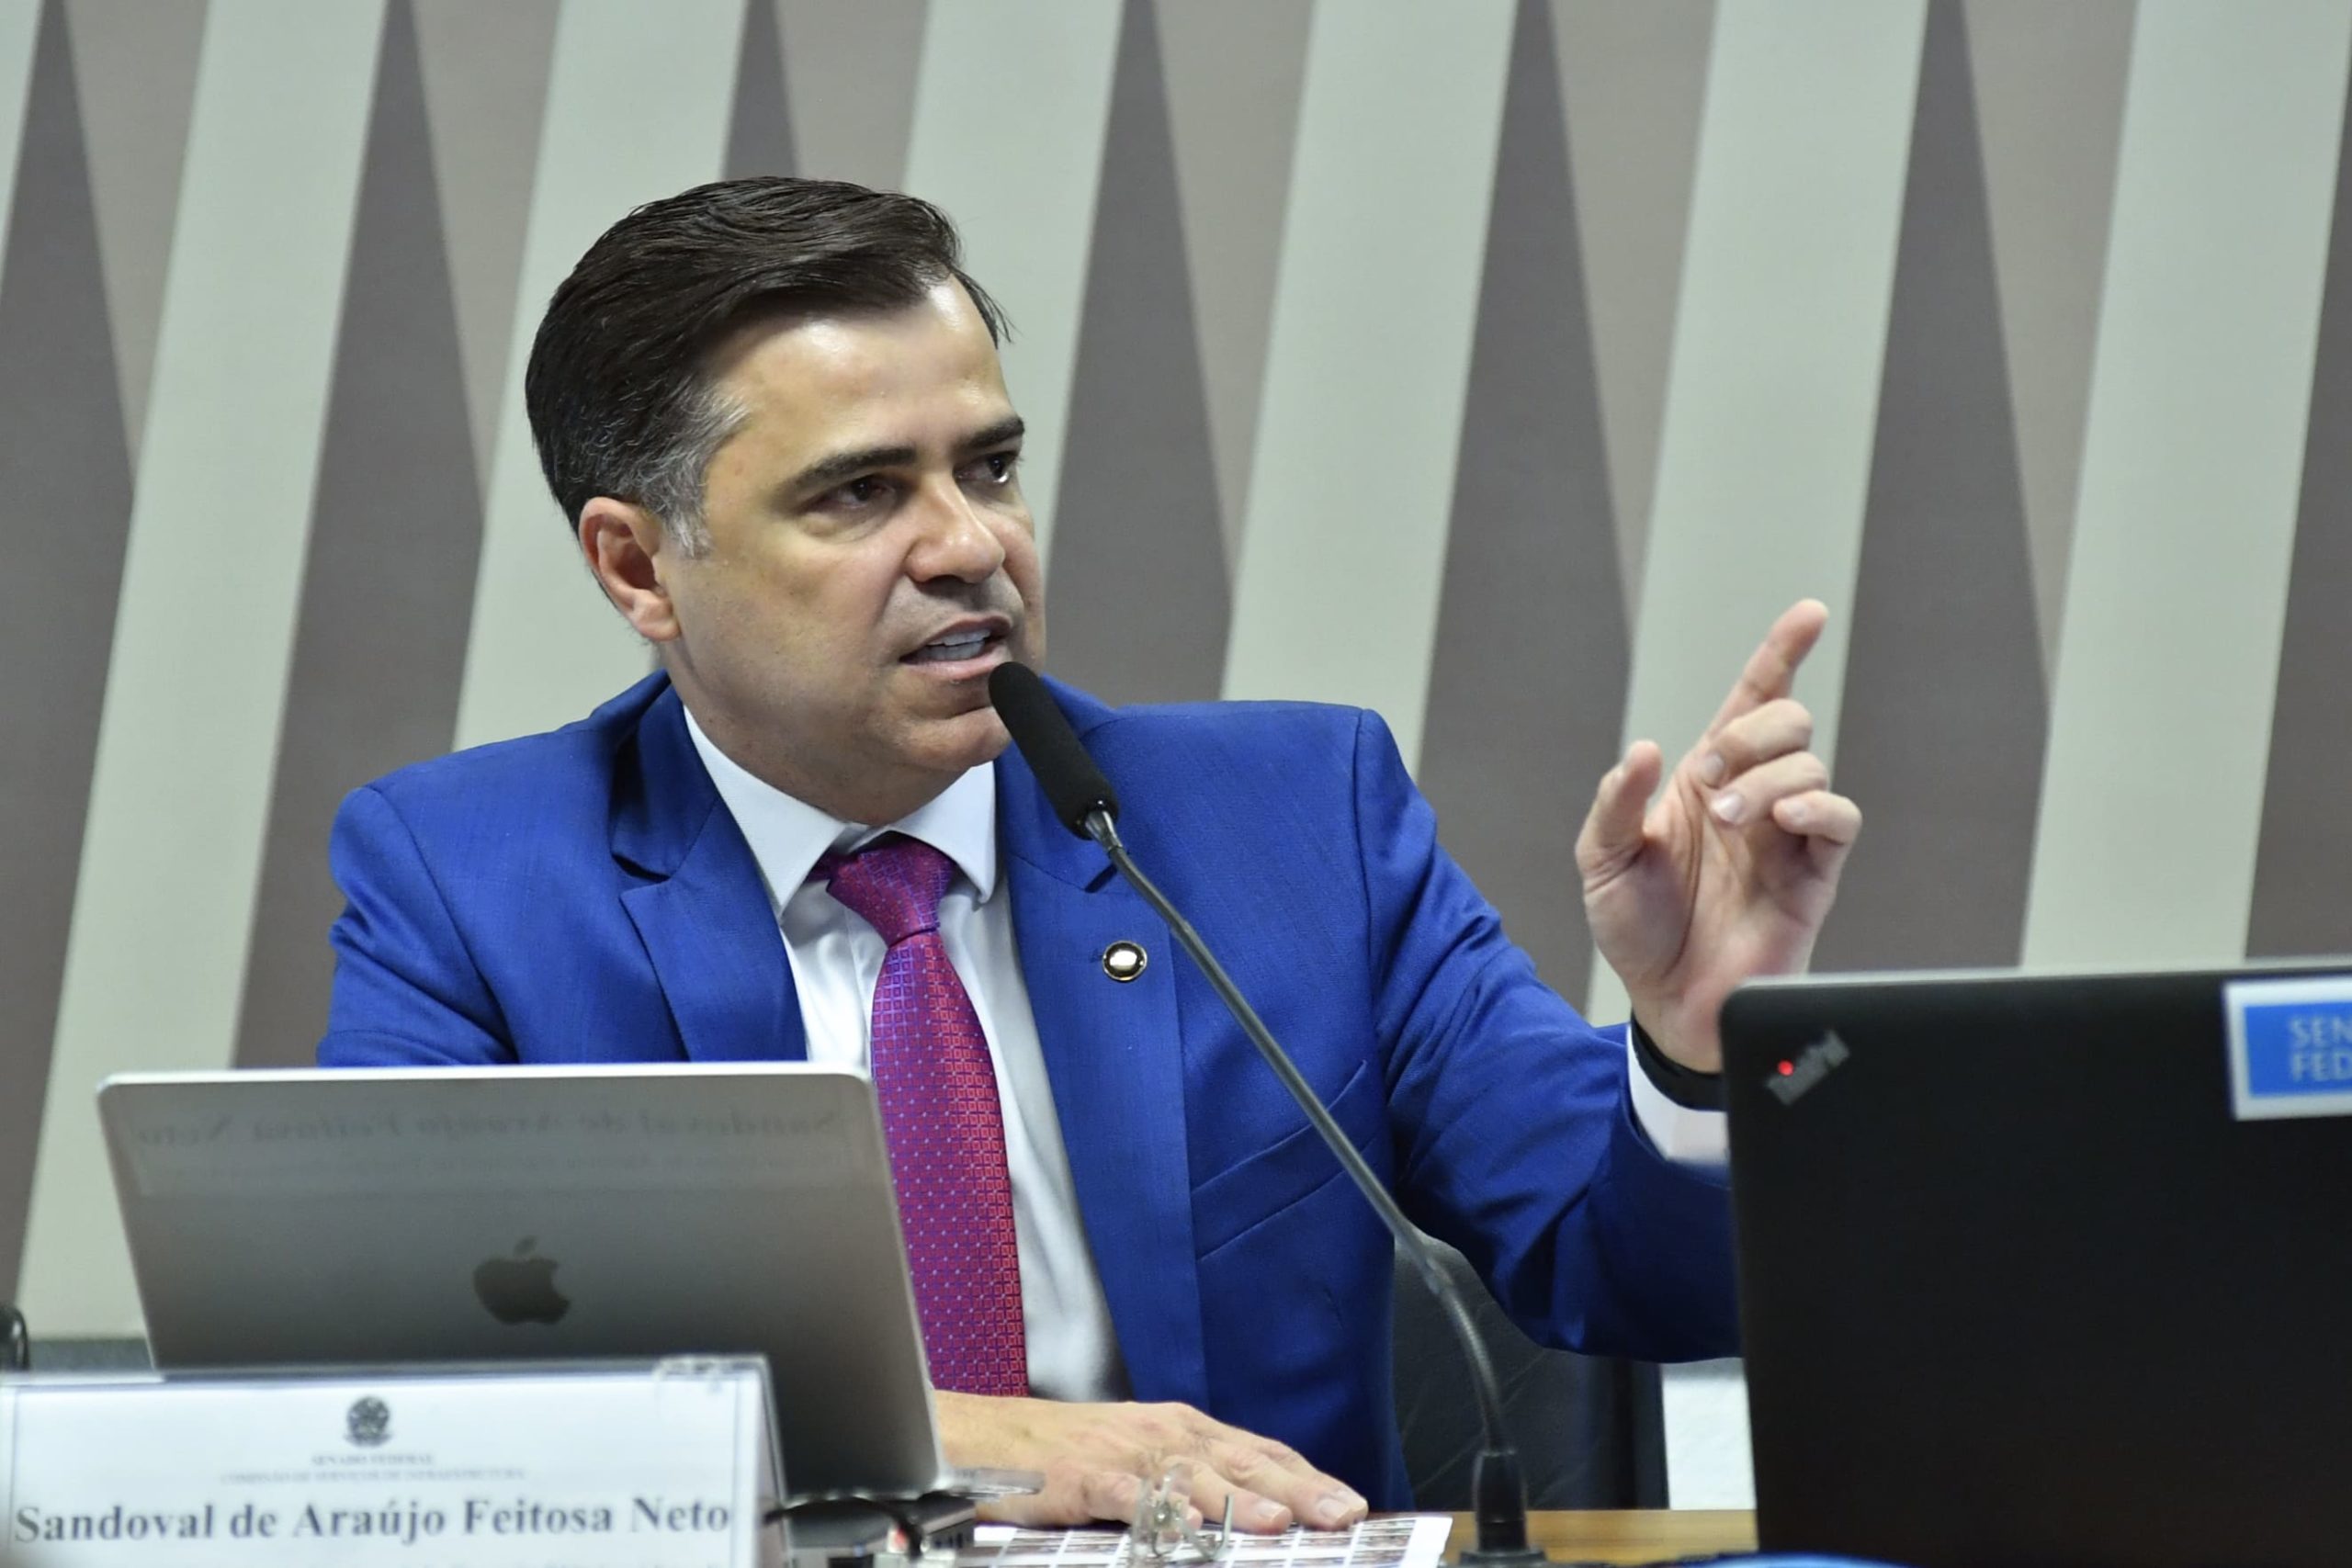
top-left (17, 0), bottom-right (383, 1332)
top-left (1221, 0), bottom-right (1518, 767)
top-left (1644, 12), bottom-right (1925, 1498)
top-left (2022, 0), bottom-right (2352, 970)
top-left (452, 1), bottom-right (744, 750)
top-left (0, 0), bottom-right (40, 285)
top-left (1586, 0), bottom-right (1925, 1031)
top-left (900, 1), bottom-right (1120, 564)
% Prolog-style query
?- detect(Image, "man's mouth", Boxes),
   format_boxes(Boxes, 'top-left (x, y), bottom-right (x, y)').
top-left (904, 626), bottom-right (1006, 665)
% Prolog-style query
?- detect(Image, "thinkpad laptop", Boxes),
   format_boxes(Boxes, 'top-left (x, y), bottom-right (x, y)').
top-left (1722, 964), bottom-right (2352, 1568)
top-left (100, 1064), bottom-right (956, 1505)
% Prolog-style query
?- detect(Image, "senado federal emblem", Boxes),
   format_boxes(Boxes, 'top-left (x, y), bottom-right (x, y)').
top-left (345, 1396), bottom-right (392, 1449)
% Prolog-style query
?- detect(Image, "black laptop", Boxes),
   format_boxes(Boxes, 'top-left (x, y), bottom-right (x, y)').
top-left (1721, 964), bottom-right (2352, 1568)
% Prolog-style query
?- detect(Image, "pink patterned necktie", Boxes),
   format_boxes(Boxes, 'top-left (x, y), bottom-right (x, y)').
top-left (818, 834), bottom-right (1028, 1397)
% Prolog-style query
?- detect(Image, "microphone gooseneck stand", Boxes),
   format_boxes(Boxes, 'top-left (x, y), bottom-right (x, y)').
top-left (986, 661), bottom-right (1545, 1566)
top-left (1083, 808), bottom-right (1544, 1566)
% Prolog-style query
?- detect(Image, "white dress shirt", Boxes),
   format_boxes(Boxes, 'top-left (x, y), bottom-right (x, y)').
top-left (683, 711), bottom-right (1728, 1399)
top-left (1626, 1030), bottom-right (1730, 1162)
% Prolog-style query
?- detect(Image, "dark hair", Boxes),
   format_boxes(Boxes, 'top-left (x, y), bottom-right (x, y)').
top-left (523, 175), bottom-right (1008, 547)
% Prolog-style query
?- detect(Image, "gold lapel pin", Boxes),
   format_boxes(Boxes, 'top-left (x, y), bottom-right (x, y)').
top-left (1102, 941), bottom-right (1148, 982)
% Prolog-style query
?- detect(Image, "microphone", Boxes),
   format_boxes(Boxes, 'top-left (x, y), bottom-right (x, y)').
top-left (987, 662), bottom-right (1546, 1566)
top-left (986, 661), bottom-right (1119, 833)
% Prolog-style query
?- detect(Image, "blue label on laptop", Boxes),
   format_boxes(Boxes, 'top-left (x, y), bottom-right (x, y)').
top-left (2224, 976), bottom-right (2352, 1120)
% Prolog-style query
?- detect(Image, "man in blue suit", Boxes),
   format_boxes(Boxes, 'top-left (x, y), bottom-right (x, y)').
top-left (322, 178), bottom-right (1859, 1529)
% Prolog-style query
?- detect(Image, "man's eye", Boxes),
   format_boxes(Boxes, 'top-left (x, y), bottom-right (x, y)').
top-left (967, 452), bottom-right (1020, 485)
top-left (831, 476), bottom-right (890, 507)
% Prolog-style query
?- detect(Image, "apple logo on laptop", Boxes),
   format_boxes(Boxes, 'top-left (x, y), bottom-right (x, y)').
top-left (472, 1237), bottom-right (571, 1326)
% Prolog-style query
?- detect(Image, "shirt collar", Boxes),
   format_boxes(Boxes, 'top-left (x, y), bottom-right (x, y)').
top-left (681, 705), bottom-right (998, 904)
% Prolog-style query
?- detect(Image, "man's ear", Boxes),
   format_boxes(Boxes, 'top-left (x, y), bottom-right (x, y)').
top-left (579, 498), bottom-right (682, 642)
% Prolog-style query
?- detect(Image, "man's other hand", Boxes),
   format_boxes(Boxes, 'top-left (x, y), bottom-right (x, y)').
top-left (1577, 599), bottom-right (1862, 1073)
top-left (936, 1391), bottom-right (1369, 1533)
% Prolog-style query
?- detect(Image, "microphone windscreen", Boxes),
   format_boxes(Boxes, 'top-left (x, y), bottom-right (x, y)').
top-left (988, 662), bottom-right (1120, 837)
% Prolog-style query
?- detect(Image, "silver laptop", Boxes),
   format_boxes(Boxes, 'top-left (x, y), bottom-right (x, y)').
top-left (100, 1064), bottom-right (951, 1505)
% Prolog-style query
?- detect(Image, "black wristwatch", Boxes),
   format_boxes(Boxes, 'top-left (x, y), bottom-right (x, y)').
top-left (1630, 1018), bottom-right (1724, 1111)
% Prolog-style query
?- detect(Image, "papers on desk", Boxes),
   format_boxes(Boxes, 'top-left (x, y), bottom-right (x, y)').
top-left (960, 1516), bottom-right (1452, 1568)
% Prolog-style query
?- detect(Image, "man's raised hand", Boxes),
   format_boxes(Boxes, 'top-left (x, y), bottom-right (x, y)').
top-left (1576, 599), bottom-right (1861, 1072)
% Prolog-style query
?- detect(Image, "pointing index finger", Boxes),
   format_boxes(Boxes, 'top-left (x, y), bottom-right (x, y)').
top-left (1706, 599), bottom-right (1827, 737)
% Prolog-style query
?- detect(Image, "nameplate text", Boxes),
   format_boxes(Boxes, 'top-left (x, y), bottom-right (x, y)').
top-left (0, 1362), bottom-right (766, 1566)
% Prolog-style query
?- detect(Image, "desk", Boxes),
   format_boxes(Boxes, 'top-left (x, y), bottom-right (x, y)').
top-left (1444, 1511), bottom-right (1757, 1563)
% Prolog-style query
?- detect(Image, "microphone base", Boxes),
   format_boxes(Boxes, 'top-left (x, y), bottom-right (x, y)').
top-left (1463, 1448), bottom-right (1545, 1566)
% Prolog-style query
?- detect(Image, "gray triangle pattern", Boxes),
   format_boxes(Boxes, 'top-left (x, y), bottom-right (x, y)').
top-left (1963, 0), bottom-right (2134, 681)
top-left (777, 0), bottom-right (924, 189)
top-left (727, 0), bottom-right (797, 178)
top-left (1154, 0), bottom-right (1311, 569)
top-left (1045, 0), bottom-right (1227, 706)
top-left (2246, 62), bottom-right (2352, 959)
top-left (62, 0), bottom-right (206, 461)
top-left (0, 0), bottom-right (133, 1294)
top-left (1419, 0), bottom-right (1623, 1011)
top-left (1812, 0), bottom-right (2045, 972)
top-left (234, 0), bottom-right (483, 1068)
top-left (413, 0), bottom-right (558, 505)
top-left (1549, 0), bottom-right (1714, 620)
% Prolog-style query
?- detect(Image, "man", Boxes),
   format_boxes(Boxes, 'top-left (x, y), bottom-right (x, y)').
top-left (322, 177), bottom-right (1858, 1529)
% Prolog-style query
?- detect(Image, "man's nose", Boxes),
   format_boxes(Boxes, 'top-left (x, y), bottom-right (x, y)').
top-left (907, 481), bottom-right (1008, 581)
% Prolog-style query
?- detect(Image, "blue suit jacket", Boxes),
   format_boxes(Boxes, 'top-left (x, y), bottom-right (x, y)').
top-left (321, 672), bottom-right (1736, 1505)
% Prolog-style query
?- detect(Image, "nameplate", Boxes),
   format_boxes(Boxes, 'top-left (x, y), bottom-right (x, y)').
top-left (2225, 975), bottom-right (2352, 1120)
top-left (0, 1362), bottom-right (768, 1566)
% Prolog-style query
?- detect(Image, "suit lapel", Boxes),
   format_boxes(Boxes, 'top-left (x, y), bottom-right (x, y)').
top-left (610, 678), bottom-right (1204, 1394)
top-left (999, 721), bottom-right (1208, 1408)
top-left (614, 685), bottom-right (807, 1064)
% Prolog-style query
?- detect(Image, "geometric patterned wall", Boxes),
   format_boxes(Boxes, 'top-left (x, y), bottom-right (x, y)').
top-left (8, 0), bottom-right (2352, 1344)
